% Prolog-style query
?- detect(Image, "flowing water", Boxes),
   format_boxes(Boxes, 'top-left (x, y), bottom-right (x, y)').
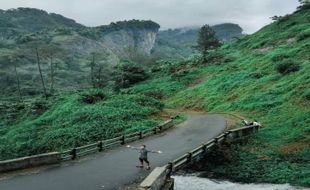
top-left (173, 174), bottom-right (309, 190)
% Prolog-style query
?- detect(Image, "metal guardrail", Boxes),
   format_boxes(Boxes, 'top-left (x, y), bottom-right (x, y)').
top-left (60, 119), bottom-right (174, 161)
top-left (139, 124), bottom-right (261, 190)
top-left (167, 124), bottom-right (260, 173)
top-left (0, 119), bottom-right (174, 173)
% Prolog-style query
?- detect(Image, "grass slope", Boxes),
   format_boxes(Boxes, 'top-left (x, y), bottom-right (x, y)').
top-left (0, 89), bottom-right (162, 160)
top-left (125, 7), bottom-right (310, 186)
top-left (0, 5), bottom-right (309, 187)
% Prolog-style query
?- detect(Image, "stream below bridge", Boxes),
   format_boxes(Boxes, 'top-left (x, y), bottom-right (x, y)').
top-left (173, 173), bottom-right (309, 190)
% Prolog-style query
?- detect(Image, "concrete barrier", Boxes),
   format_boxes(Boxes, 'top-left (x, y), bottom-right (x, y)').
top-left (0, 152), bottom-right (61, 173)
top-left (139, 166), bottom-right (170, 190)
top-left (158, 119), bottom-right (173, 131)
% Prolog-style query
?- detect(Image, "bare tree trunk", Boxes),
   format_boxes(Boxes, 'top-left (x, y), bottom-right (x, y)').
top-left (98, 66), bottom-right (103, 87)
top-left (50, 56), bottom-right (54, 94)
top-left (91, 54), bottom-right (95, 87)
top-left (13, 62), bottom-right (22, 101)
top-left (36, 47), bottom-right (47, 99)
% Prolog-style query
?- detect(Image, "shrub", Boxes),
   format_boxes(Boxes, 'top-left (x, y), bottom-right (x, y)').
top-left (203, 51), bottom-right (225, 64)
top-left (275, 60), bottom-right (300, 75)
top-left (249, 72), bottom-right (263, 79)
top-left (271, 54), bottom-right (290, 62)
top-left (223, 55), bottom-right (236, 63)
top-left (80, 90), bottom-right (107, 104)
top-left (303, 89), bottom-right (310, 100)
top-left (113, 60), bottom-right (149, 88)
top-left (297, 30), bottom-right (310, 41)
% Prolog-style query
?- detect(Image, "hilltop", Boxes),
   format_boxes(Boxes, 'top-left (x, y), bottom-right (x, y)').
top-left (0, 8), bottom-right (83, 38)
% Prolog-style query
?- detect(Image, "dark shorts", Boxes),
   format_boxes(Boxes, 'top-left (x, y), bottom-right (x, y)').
top-left (139, 157), bottom-right (149, 163)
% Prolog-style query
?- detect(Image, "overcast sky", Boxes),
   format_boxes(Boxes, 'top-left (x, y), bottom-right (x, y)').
top-left (1, 0), bottom-right (300, 33)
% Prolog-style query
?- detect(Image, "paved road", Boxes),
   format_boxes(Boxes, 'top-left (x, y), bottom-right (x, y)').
top-left (0, 113), bottom-right (226, 190)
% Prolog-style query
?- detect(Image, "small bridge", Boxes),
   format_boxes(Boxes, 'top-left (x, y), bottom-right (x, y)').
top-left (0, 113), bottom-right (259, 190)
top-left (140, 123), bottom-right (260, 190)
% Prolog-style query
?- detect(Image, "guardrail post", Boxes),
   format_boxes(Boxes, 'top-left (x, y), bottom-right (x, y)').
top-left (186, 152), bottom-right (192, 164)
top-left (98, 141), bottom-right (103, 152)
top-left (223, 131), bottom-right (229, 143)
top-left (71, 148), bottom-right (77, 160)
top-left (167, 162), bottom-right (174, 176)
top-left (202, 143), bottom-right (207, 152)
top-left (139, 131), bottom-right (143, 139)
top-left (214, 137), bottom-right (219, 144)
top-left (121, 135), bottom-right (125, 145)
top-left (254, 125), bottom-right (259, 132)
top-left (234, 130), bottom-right (239, 138)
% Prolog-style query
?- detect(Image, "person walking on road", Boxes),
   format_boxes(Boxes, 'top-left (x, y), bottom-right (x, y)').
top-left (126, 144), bottom-right (162, 170)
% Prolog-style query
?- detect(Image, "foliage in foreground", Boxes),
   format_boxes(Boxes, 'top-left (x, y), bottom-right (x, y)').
top-left (167, 7), bottom-right (310, 187)
top-left (0, 89), bottom-right (162, 160)
top-left (123, 6), bottom-right (310, 186)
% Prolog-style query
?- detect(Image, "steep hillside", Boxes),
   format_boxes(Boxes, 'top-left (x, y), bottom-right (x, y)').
top-left (123, 5), bottom-right (310, 186)
top-left (153, 23), bottom-right (243, 58)
top-left (1, 6), bottom-right (308, 187)
top-left (0, 9), bottom-right (244, 98)
top-left (0, 89), bottom-right (163, 160)
top-left (0, 8), bottom-right (83, 39)
top-left (0, 8), bottom-right (160, 97)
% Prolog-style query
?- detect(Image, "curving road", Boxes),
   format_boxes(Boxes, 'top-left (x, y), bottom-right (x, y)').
top-left (0, 113), bottom-right (226, 190)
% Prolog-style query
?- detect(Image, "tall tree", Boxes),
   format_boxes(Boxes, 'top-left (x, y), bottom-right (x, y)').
top-left (89, 51), bottom-right (109, 88)
top-left (90, 52), bottom-right (96, 87)
top-left (112, 60), bottom-right (148, 89)
top-left (35, 46), bottom-right (48, 99)
top-left (194, 24), bottom-right (221, 61)
top-left (298, 0), bottom-right (310, 10)
top-left (8, 51), bottom-right (25, 101)
top-left (13, 60), bottom-right (22, 101)
top-left (23, 40), bottom-right (49, 99)
top-left (41, 43), bottom-right (63, 94)
top-left (299, 0), bottom-right (310, 5)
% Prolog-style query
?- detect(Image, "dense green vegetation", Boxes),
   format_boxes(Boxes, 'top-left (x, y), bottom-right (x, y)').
top-left (123, 5), bottom-right (309, 186)
top-left (0, 8), bottom-right (159, 39)
top-left (0, 8), bottom-right (162, 98)
top-left (0, 8), bottom-right (83, 38)
top-left (0, 89), bottom-right (162, 160)
top-left (0, 8), bottom-right (242, 98)
top-left (0, 3), bottom-right (309, 187)
top-left (113, 60), bottom-right (149, 89)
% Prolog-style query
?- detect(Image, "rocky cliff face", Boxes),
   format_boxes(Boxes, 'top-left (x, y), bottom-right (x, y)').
top-left (0, 8), bottom-right (243, 98)
top-left (101, 29), bottom-right (157, 56)
top-left (0, 10), bottom-right (160, 96)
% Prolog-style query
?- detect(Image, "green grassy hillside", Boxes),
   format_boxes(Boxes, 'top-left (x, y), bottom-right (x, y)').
top-left (0, 90), bottom-right (162, 160)
top-left (124, 6), bottom-right (310, 186)
top-left (0, 4), bottom-right (309, 187)
top-left (0, 8), bottom-right (83, 38)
